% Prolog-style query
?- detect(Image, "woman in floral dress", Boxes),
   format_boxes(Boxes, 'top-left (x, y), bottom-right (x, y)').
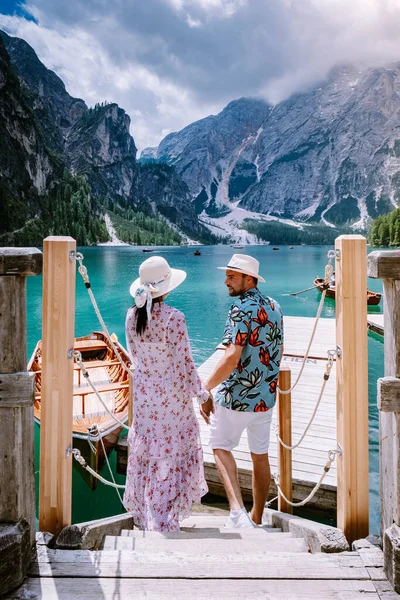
top-left (123, 256), bottom-right (209, 531)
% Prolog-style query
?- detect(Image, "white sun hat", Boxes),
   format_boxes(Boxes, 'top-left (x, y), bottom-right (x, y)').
top-left (218, 253), bottom-right (266, 283)
top-left (129, 256), bottom-right (186, 319)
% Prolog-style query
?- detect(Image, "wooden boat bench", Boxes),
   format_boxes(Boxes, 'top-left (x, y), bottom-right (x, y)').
top-left (72, 382), bottom-right (129, 397)
top-left (33, 360), bottom-right (121, 375)
top-left (74, 340), bottom-right (108, 352)
top-left (35, 382), bottom-right (129, 400)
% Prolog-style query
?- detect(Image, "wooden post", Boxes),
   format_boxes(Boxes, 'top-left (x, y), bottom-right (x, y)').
top-left (367, 250), bottom-right (400, 591)
top-left (368, 250), bottom-right (400, 534)
top-left (335, 235), bottom-right (369, 544)
top-left (0, 248), bottom-right (42, 595)
top-left (278, 366), bottom-right (293, 514)
top-left (39, 237), bottom-right (76, 535)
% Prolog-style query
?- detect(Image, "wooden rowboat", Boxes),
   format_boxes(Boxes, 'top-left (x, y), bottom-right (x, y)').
top-left (28, 331), bottom-right (132, 490)
top-left (314, 278), bottom-right (382, 306)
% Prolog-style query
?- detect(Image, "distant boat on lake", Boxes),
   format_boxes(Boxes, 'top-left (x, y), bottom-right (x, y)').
top-left (194, 249), bottom-right (201, 256)
top-left (273, 247), bottom-right (279, 250)
top-left (142, 248), bottom-right (153, 252)
top-left (232, 245), bottom-right (243, 249)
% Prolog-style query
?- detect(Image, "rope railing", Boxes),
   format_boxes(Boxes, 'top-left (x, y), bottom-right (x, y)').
top-left (273, 450), bottom-right (337, 507)
top-left (74, 252), bottom-right (133, 378)
top-left (277, 250), bottom-right (335, 395)
top-left (275, 348), bottom-right (336, 451)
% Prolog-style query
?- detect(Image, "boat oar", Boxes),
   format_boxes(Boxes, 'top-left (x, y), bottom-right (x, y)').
top-left (289, 284), bottom-right (319, 296)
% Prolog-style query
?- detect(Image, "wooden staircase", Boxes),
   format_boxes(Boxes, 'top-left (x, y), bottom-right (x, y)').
top-left (8, 513), bottom-right (397, 599)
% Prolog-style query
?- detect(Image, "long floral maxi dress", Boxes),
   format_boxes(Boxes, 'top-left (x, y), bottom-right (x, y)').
top-left (123, 302), bottom-right (209, 531)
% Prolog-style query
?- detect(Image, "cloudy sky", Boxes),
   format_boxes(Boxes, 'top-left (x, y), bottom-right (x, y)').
top-left (1, 0), bottom-right (400, 151)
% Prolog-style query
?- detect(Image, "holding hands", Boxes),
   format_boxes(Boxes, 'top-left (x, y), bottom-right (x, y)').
top-left (200, 390), bottom-right (215, 425)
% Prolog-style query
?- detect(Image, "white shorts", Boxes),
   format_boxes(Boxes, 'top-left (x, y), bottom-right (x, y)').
top-left (209, 403), bottom-right (274, 454)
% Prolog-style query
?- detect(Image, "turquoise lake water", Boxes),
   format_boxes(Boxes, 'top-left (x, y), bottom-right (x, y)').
top-left (27, 245), bottom-right (384, 532)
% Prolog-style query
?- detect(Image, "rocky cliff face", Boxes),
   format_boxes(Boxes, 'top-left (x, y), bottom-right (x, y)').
top-left (135, 163), bottom-right (205, 236)
top-left (145, 98), bottom-right (270, 216)
top-left (147, 66), bottom-right (400, 227)
top-left (65, 103), bottom-right (138, 205)
top-left (1, 30), bottom-right (204, 239)
top-left (1, 30), bottom-right (87, 154)
top-left (240, 65), bottom-right (400, 226)
top-left (0, 35), bottom-right (55, 235)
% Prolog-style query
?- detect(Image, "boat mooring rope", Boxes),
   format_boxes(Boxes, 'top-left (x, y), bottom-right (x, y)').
top-left (100, 435), bottom-right (124, 503)
top-left (74, 252), bottom-right (133, 378)
top-left (73, 449), bottom-right (126, 489)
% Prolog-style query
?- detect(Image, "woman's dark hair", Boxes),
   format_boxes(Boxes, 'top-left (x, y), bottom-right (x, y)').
top-left (136, 297), bottom-right (162, 335)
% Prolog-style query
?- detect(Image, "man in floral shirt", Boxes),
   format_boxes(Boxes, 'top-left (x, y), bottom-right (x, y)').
top-left (202, 254), bottom-right (283, 528)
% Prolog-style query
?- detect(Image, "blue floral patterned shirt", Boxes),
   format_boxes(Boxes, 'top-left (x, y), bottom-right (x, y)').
top-left (214, 288), bottom-right (284, 412)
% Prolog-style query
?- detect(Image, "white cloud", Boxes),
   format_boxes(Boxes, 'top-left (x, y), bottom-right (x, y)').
top-left (0, 12), bottom-right (220, 150)
top-left (2, 0), bottom-right (400, 149)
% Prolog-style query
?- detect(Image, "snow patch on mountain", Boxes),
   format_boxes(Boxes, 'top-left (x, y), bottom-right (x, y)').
top-left (200, 204), bottom-right (303, 245)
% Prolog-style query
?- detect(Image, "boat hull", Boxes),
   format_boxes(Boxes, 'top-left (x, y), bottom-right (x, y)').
top-left (314, 278), bottom-right (382, 306)
top-left (29, 331), bottom-right (132, 490)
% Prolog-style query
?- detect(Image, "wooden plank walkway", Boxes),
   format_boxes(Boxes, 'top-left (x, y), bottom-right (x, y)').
top-left (197, 316), bottom-right (337, 511)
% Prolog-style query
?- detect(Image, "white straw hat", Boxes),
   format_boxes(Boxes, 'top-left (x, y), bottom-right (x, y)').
top-left (129, 257), bottom-right (186, 317)
top-left (218, 254), bottom-right (265, 283)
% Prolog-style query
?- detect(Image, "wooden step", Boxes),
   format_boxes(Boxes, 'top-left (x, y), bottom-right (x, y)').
top-left (10, 577), bottom-right (383, 599)
top-left (121, 527), bottom-right (283, 537)
top-left (178, 514), bottom-right (275, 528)
top-left (31, 547), bottom-right (369, 580)
top-left (102, 532), bottom-right (308, 553)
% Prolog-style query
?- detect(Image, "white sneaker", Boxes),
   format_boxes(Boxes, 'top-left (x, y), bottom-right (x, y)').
top-left (224, 509), bottom-right (256, 528)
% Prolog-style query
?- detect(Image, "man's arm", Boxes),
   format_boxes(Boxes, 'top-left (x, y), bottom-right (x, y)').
top-left (199, 344), bottom-right (243, 424)
top-left (205, 343), bottom-right (243, 391)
